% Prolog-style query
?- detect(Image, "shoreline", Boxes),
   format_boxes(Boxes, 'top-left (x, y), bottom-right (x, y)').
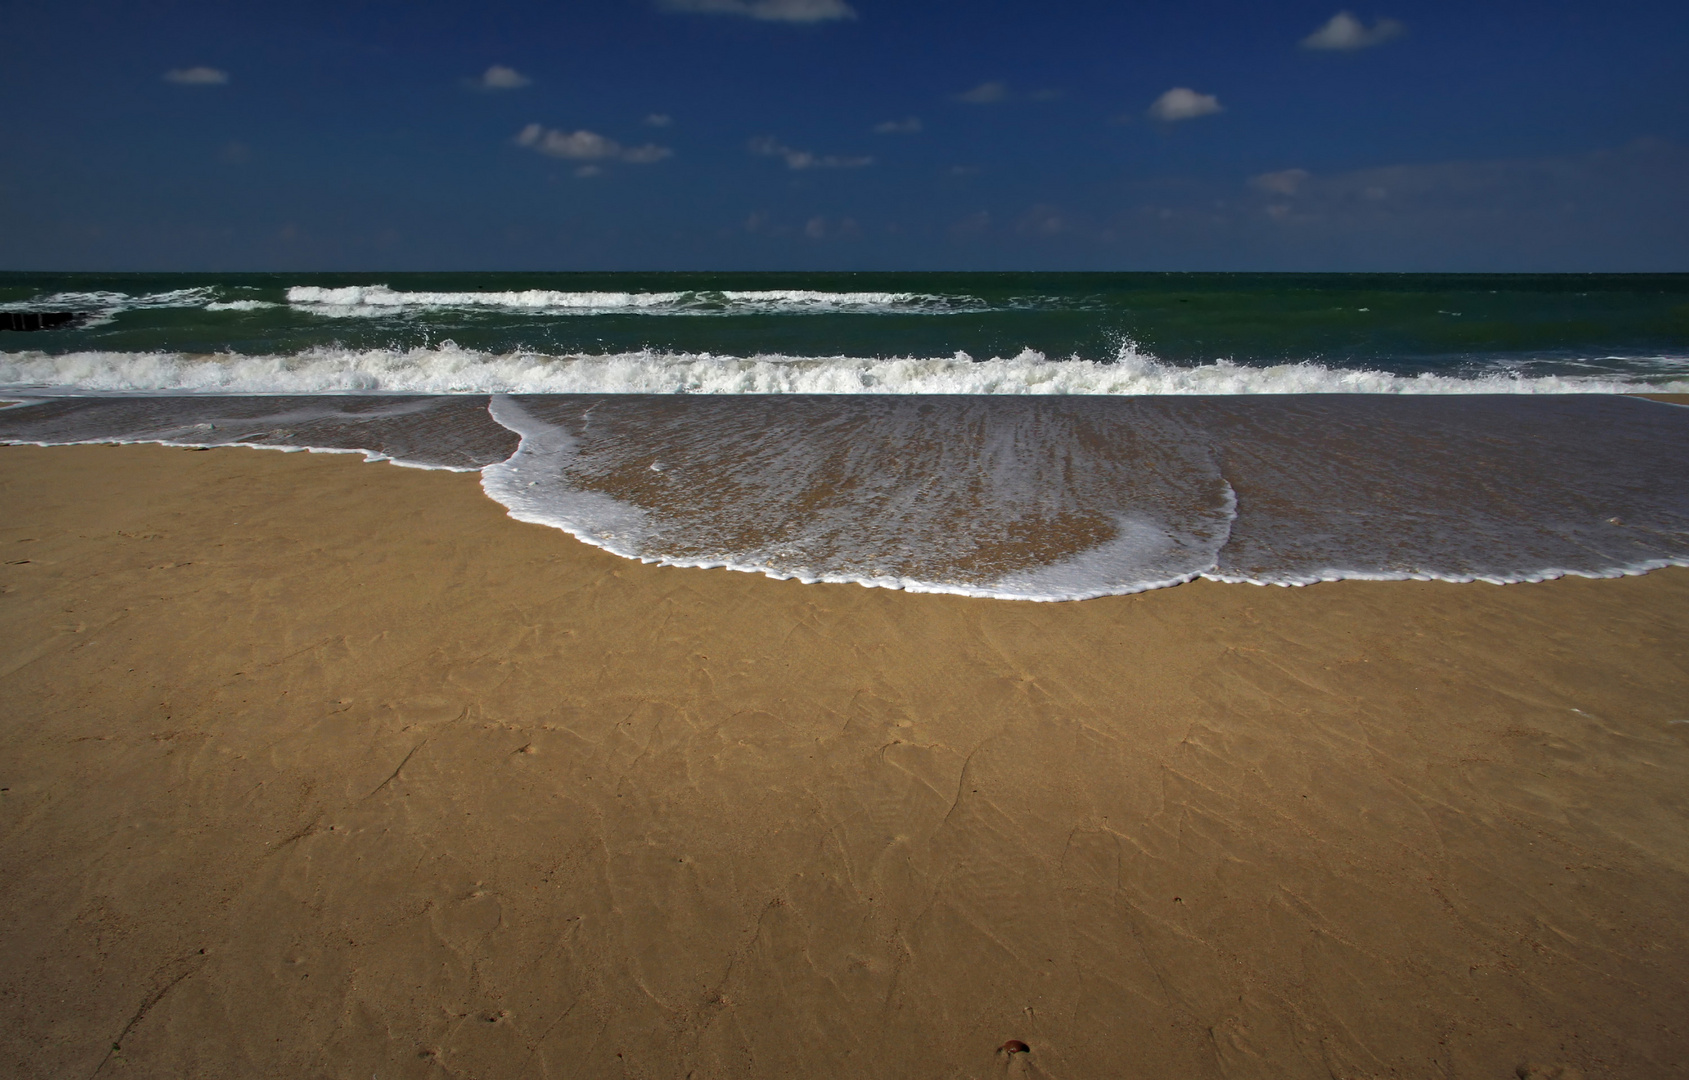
top-left (4, 391), bottom-right (1688, 602)
top-left (2, 443), bottom-right (1687, 1079)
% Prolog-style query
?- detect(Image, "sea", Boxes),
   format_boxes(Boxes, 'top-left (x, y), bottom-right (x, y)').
top-left (3, 271), bottom-right (1687, 601)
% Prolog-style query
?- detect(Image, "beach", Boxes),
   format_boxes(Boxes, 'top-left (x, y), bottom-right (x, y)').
top-left (2, 441), bottom-right (1686, 1079)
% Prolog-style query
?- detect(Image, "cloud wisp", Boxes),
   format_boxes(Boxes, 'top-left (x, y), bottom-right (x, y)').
top-left (954, 81), bottom-right (1009, 104)
top-left (163, 67), bottom-right (229, 85)
top-left (1302, 12), bottom-right (1405, 51)
top-left (473, 65), bottom-right (531, 90)
top-left (1251, 168), bottom-right (1312, 196)
top-left (645, 114), bottom-right (674, 127)
top-left (749, 136), bottom-right (872, 170)
top-left (515, 125), bottom-right (672, 164)
top-left (873, 117), bottom-right (922, 134)
top-left (1147, 87), bottom-right (1223, 122)
top-left (659, 0), bottom-right (856, 23)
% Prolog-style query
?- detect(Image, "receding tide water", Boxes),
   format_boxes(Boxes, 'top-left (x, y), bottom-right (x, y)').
top-left (3, 272), bottom-right (1688, 600)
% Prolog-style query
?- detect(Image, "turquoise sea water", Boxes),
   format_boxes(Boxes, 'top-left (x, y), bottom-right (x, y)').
top-left (3, 272), bottom-right (1687, 600)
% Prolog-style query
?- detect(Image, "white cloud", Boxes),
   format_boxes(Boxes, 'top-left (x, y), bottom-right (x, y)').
top-left (515, 125), bottom-right (673, 164)
top-left (1251, 168), bottom-right (1311, 195)
top-left (749, 136), bottom-right (872, 170)
top-left (954, 81), bottom-right (1008, 104)
top-left (873, 116), bottom-right (922, 134)
top-left (163, 67), bottom-right (228, 85)
top-left (644, 113), bottom-right (674, 127)
top-left (659, 0), bottom-right (856, 23)
top-left (1147, 87), bottom-right (1222, 122)
top-left (1302, 12), bottom-right (1404, 50)
top-left (477, 64), bottom-right (531, 89)
top-left (618, 144), bottom-right (673, 164)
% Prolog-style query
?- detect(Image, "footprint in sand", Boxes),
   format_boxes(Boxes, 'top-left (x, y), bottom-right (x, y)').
top-left (1518, 1065), bottom-right (1584, 1080)
top-left (997, 1040), bottom-right (1038, 1077)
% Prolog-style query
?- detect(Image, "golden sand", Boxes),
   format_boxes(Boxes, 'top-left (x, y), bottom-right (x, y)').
top-left (1, 443), bottom-right (1686, 1079)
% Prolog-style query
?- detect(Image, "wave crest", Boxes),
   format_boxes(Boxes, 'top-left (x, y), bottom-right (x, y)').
top-left (285, 285), bottom-right (970, 317)
top-left (0, 288), bottom-right (221, 327)
top-left (4, 343), bottom-right (1688, 396)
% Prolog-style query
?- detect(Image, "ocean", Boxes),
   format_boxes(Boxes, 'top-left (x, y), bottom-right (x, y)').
top-left (3, 271), bottom-right (1687, 600)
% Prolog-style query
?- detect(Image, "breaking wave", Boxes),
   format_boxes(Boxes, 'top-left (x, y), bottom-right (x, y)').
top-left (284, 285), bottom-right (976, 317)
top-left (3, 344), bottom-right (1687, 396)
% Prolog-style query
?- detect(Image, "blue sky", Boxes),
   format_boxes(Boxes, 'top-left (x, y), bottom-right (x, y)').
top-left (2, 0), bottom-right (1686, 270)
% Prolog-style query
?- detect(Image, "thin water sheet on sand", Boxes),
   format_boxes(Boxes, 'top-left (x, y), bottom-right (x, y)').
top-left (4, 392), bottom-right (1685, 599)
top-left (0, 394), bottom-right (515, 471)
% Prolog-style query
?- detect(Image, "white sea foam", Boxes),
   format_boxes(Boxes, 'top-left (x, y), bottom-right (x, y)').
top-left (287, 285), bottom-right (686, 315)
top-left (481, 397), bottom-right (661, 559)
top-left (0, 288), bottom-right (219, 312)
top-left (204, 300), bottom-right (282, 311)
top-left (4, 344), bottom-right (1687, 396)
top-left (284, 284), bottom-right (968, 317)
top-left (479, 395), bottom-right (1239, 601)
top-left (989, 508), bottom-right (1235, 601)
top-left (1202, 558), bottom-right (1689, 589)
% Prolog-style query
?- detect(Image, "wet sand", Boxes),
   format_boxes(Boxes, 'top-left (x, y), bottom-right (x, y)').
top-left (1, 442), bottom-right (1686, 1080)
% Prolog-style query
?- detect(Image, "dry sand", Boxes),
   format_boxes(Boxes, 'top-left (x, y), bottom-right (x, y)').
top-left (1, 442), bottom-right (1686, 1080)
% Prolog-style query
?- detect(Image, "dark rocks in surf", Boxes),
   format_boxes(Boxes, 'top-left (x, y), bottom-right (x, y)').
top-left (1, 312), bottom-right (85, 332)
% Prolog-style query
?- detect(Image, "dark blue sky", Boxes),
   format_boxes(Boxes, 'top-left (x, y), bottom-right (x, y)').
top-left (3, 0), bottom-right (1686, 270)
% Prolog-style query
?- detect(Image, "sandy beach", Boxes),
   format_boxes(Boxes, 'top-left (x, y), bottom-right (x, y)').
top-left (2, 441), bottom-right (1686, 1080)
